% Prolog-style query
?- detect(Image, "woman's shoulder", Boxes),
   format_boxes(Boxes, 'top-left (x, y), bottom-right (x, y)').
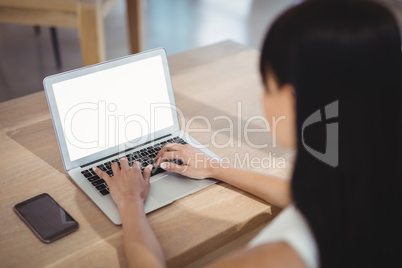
top-left (207, 206), bottom-right (316, 268)
top-left (248, 205), bottom-right (319, 268)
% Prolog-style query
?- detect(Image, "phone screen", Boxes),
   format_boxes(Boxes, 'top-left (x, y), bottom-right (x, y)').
top-left (14, 193), bottom-right (79, 243)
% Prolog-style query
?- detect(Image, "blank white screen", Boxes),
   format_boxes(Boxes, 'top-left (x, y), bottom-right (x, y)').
top-left (53, 55), bottom-right (174, 162)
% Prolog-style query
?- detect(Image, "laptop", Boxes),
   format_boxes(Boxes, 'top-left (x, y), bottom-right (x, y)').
top-left (43, 48), bottom-right (217, 225)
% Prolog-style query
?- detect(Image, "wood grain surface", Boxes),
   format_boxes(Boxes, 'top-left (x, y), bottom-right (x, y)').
top-left (0, 41), bottom-right (295, 267)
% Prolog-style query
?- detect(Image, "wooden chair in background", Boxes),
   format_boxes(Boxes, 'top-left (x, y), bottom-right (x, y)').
top-left (0, 0), bottom-right (142, 66)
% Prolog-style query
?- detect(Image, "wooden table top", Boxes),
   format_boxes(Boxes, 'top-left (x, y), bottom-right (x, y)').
top-left (0, 41), bottom-right (295, 267)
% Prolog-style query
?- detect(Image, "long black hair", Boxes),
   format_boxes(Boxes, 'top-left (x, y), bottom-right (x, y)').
top-left (260, 0), bottom-right (402, 267)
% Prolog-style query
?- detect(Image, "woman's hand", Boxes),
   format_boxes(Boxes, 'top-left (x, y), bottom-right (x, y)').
top-left (93, 157), bottom-right (152, 210)
top-left (154, 143), bottom-right (220, 179)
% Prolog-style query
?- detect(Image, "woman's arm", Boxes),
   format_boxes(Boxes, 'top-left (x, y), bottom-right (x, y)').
top-left (210, 166), bottom-right (291, 208)
top-left (94, 159), bottom-right (165, 268)
top-left (119, 201), bottom-right (165, 268)
top-left (92, 153), bottom-right (296, 268)
top-left (154, 143), bottom-right (291, 208)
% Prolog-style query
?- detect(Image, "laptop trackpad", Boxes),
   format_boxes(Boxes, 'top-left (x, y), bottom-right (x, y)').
top-left (149, 174), bottom-right (199, 204)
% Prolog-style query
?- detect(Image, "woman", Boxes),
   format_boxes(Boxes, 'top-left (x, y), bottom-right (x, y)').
top-left (93, 0), bottom-right (402, 267)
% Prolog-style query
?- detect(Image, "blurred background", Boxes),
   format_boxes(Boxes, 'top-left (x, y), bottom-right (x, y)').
top-left (0, 0), bottom-right (401, 102)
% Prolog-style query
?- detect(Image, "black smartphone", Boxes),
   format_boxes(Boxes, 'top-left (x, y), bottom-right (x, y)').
top-left (13, 193), bottom-right (79, 243)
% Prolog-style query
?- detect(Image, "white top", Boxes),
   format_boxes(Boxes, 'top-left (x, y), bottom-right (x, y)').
top-left (248, 205), bottom-right (319, 268)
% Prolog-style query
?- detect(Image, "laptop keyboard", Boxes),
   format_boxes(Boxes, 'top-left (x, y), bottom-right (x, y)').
top-left (80, 137), bottom-right (187, 196)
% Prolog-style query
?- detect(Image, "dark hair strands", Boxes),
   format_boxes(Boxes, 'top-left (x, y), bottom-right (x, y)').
top-left (260, 0), bottom-right (402, 267)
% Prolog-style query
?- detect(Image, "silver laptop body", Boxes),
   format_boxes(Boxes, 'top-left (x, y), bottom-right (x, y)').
top-left (43, 48), bottom-right (217, 225)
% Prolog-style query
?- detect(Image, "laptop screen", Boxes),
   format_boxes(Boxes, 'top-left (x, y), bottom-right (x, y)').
top-left (52, 55), bottom-right (175, 162)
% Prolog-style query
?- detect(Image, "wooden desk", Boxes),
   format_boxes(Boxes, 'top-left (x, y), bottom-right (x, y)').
top-left (0, 41), bottom-right (295, 267)
top-left (0, 0), bottom-right (142, 66)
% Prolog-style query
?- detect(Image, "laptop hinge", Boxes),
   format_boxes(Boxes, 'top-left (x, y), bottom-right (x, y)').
top-left (81, 134), bottom-right (172, 168)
